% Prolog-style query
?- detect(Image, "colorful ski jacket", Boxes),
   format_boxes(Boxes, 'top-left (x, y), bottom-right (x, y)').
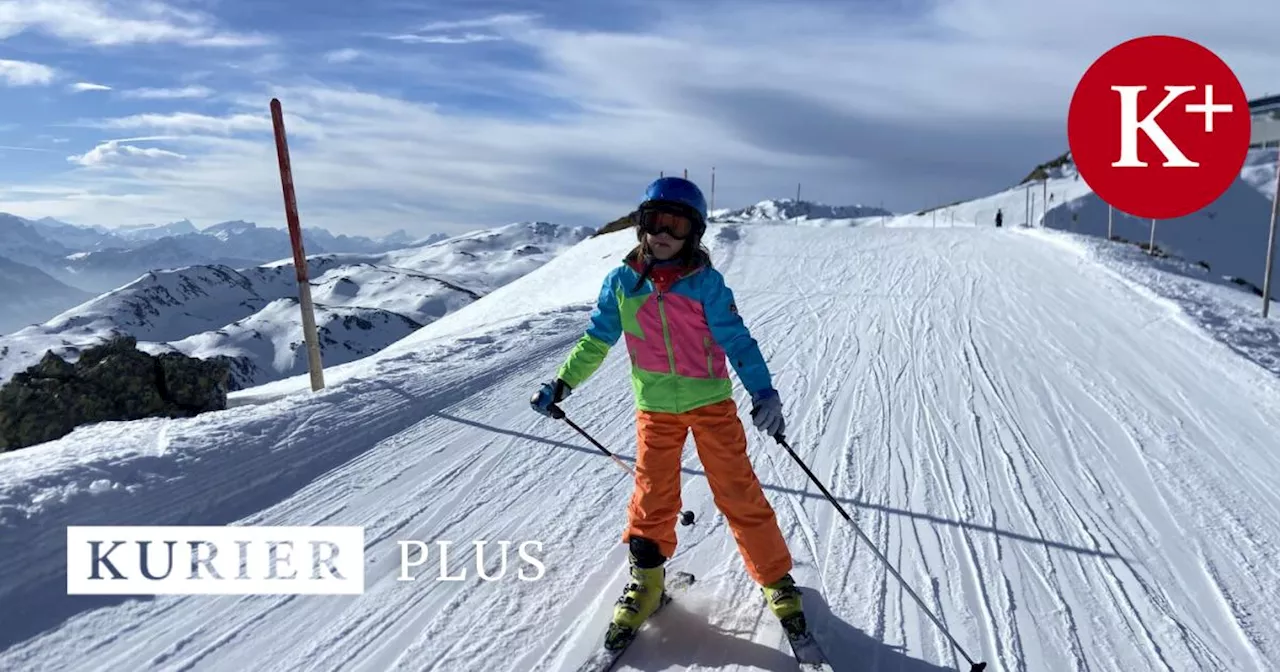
top-left (556, 248), bottom-right (774, 414)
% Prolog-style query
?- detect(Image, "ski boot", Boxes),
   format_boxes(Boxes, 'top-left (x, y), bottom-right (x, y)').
top-left (604, 538), bottom-right (667, 650)
top-left (762, 573), bottom-right (808, 641)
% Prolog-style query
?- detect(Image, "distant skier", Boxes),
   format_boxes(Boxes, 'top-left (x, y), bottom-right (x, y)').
top-left (995, 208), bottom-right (1003, 228)
top-left (530, 176), bottom-right (805, 647)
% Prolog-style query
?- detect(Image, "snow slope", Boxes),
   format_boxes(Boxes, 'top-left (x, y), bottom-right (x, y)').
top-left (3, 223), bottom-right (1278, 672)
top-left (1044, 178), bottom-right (1276, 292)
top-left (0, 221), bottom-right (592, 389)
top-left (883, 155), bottom-right (1276, 298)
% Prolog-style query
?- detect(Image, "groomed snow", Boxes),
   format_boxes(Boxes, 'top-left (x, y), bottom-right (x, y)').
top-left (2, 223), bottom-right (1279, 672)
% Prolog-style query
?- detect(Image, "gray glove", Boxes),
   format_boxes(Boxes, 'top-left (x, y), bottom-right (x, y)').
top-left (750, 388), bottom-right (785, 438)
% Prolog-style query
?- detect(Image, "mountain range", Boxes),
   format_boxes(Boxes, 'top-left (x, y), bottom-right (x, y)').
top-left (0, 213), bottom-right (443, 334)
top-left (1, 146), bottom-right (1275, 393)
top-left (0, 221), bottom-right (593, 389)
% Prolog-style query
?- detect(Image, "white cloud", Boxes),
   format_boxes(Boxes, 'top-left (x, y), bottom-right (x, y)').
top-left (67, 139), bottom-right (185, 167)
top-left (5, 0), bottom-right (1279, 236)
top-left (120, 85), bottom-right (214, 99)
top-left (70, 81), bottom-right (111, 92)
top-left (323, 48), bottom-right (362, 63)
top-left (0, 0), bottom-right (272, 47)
top-left (0, 58), bottom-right (56, 86)
top-left (0, 145), bottom-right (59, 152)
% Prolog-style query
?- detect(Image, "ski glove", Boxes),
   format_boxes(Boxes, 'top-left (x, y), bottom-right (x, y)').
top-left (530, 378), bottom-right (572, 418)
top-left (750, 388), bottom-right (785, 438)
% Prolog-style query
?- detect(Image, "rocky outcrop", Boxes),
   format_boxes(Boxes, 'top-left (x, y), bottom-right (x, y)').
top-left (0, 335), bottom-right (230, 451)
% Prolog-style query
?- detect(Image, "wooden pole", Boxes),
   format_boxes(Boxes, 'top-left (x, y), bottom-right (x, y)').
top-left (270, 98), bottom-right (325, 392)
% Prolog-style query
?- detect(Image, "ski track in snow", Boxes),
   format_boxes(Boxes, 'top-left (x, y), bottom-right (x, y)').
top-left (3, 226), bottom-right (1279, 672)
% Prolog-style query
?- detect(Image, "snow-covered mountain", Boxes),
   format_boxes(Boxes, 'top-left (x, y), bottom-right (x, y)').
top-left (54, 235), bottom-right (268, 291)
top-left (711, 198), bottom-right (893, 223)
top-left (0, 211), bottom-right (442, 326)
top-left (113, 219), bottom-right (200, 241)
top-left (0, 213), bottom-right (73, 262)
top-left (23, 216), bottom-right (118, 251)
top-left (0, 256), bottom-right (94, 335)
top-left (0, 221), bottom-right (592, 389)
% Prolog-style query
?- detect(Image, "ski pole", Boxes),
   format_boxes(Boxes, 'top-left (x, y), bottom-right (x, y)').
top-left (769, 432), bottom-right (988, 672)
top-left (546, 403), bottom-right (696, 527)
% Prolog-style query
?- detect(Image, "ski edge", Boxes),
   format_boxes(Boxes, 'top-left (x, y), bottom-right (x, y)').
top-left (786, 633), bottom-right (834, 671)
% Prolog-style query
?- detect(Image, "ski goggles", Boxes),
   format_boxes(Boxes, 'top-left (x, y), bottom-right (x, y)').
top-left (637, 205), bottom-right (697, 240)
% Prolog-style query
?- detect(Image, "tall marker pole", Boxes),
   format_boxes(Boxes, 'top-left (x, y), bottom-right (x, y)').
top-left (1042, 179), bottom-right (1048, 226)
top-left (1025, 185), bottom-right (1030, 227)
top-left (1263, 148), bottom-right (1279, 317)
top-left (270, 98), bottom-right (325, 392)
top-left (710, 166), bottom-right (716, 211)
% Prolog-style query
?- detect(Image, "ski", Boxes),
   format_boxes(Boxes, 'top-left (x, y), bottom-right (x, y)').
top-left (779, 613), bottom-right (834, 671)
top-left (575, 570), bottom-right (696, 672)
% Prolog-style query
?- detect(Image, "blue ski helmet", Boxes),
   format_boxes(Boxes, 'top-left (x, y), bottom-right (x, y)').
top-left (638, 177), bottom-right (708, 237)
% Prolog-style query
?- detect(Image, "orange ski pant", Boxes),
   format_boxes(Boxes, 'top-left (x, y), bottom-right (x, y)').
top-left (622, 397), bottom-right (793, 586)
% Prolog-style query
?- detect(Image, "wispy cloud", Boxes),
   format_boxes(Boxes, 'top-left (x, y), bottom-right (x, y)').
top-left (119, 85), bottom-right (215, 99)
top-left (0, 58), bottom-right (56, 86)
top-left (0, 0), bottom-right (271, 47)
top-left (417, 13), bottom-right (538, 31)
top-left (0, 145), bottom-right (60, 153)
top-left (384, 11), bottom-right (534, 45)
top-left (70, 81), bottom-right (111, 92)
top-left (323, 48), bottom-right (362, 63)
top-left (4, 0), bottom-right (1279, 237)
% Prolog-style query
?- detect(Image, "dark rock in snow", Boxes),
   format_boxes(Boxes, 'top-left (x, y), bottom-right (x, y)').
top-left (0, 335), bottom-right (230, 452)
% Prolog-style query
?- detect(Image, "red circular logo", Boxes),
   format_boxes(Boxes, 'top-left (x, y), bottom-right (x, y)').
top-left (1067, 35), bottom-right (1251, 220)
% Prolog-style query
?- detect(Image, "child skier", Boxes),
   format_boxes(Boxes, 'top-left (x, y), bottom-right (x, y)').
top-left (530, 176), bottom-right (806, 648)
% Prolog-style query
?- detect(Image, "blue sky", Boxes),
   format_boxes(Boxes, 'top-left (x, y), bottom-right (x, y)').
top-left (1, 0), bottom-right (1278, 238)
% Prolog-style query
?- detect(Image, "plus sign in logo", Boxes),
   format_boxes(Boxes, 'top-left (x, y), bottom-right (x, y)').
top-left (1067, 35), bottom-right (1251, 220)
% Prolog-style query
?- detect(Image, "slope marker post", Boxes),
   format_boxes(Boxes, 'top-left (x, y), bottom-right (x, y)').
top-left (270, 97), bottom-right (325, 392)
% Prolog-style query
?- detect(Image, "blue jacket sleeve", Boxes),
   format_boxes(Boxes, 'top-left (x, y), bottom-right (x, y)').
top-left (700, 268), bottom-right (773, 397)
top-left (557, 268), bottom-right (622, 388)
